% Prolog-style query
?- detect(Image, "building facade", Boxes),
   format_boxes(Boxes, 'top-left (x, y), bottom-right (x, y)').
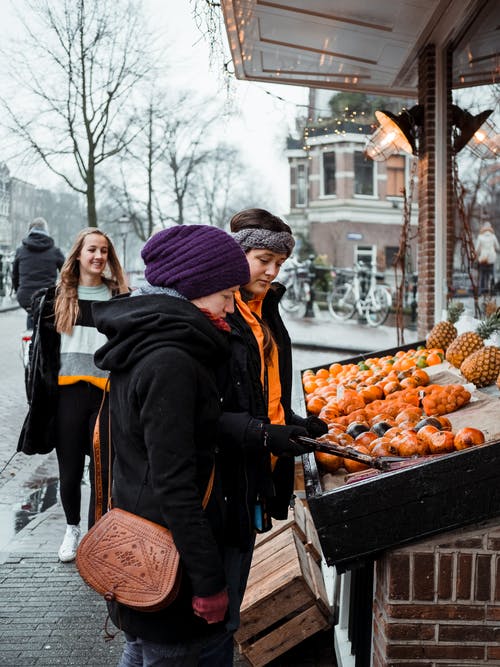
top-left (286, 121), bottom-right (418, 281)
top-left (0, 161), bottom-right (85, 254)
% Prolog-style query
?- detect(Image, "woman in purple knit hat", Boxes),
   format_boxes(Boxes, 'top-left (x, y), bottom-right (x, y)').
top-left (93, 225), bottom-right (250, 667)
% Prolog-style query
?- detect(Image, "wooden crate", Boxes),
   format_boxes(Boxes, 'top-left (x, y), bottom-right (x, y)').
top-left (236, 502), bottom-right (332, 667)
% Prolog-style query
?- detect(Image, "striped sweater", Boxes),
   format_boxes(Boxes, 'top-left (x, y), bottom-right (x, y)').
top-left (58, 284), bottom-right (111, 390)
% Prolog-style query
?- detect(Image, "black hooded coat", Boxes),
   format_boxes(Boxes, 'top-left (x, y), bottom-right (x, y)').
top-left (93, 294), bottom-right (229, 644)
top-left (12, 233), bottom-right (64, 311)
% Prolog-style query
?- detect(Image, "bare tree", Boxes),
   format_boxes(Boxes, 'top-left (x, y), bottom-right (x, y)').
top-left (159, 97), bottom-right (218, 226)
top-left (99, 92), bottom-right (222, 234)
top-left (0, 0), bottom-right (153, 227)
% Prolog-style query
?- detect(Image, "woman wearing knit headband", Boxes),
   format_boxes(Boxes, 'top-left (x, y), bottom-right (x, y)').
top-left (93, 225), bottom-right (251, 667)
top-left (213, 208), bottom-right (328, 662)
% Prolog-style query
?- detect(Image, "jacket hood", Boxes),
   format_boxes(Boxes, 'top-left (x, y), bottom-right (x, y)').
top-left (22, 232), bottom-right (55, 252)
top-left (93, 294), bottom-right (230, 373)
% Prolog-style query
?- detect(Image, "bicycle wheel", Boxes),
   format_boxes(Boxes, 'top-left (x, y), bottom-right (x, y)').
top-left (365, 286), bottom-right (391, 326)
top-left (327, 284), bottom-right (356, 321)
top-left (280, 282), bottom-right (308, 318)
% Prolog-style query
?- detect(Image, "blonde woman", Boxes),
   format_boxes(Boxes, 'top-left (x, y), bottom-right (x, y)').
top-left (18, 228), bottom-right (128, 562)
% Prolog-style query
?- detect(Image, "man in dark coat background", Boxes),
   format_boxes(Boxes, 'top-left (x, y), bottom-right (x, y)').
top-left (12, 217), bottom-right (65, 328)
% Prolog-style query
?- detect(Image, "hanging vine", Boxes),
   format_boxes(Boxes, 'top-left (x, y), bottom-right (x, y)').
top-left (393, 158), bottom-right (418, 346)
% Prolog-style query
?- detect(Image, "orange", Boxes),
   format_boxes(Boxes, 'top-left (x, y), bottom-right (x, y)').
top-left (426, 352), bottom-right (442, 366)
top-left (329, 363), bottom-right (343, 377)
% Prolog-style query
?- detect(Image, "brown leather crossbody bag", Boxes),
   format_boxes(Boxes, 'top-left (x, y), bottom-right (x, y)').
top-left (76, 387), bottom-right (214, 612)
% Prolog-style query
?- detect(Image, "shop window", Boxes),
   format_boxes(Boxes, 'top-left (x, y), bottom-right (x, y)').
top-left (386, 155), bottom-right (406, 197)
top-left (354, 151), bottom-right (375, 196)
top-left (323, 152), bottom-right (336, 196)
top-left (296, 163), bottom-right (307, 206)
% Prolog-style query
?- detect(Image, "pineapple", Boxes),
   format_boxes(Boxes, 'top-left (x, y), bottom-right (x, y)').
top-left (460, 346), bottom-right (500, 387)
top-left (426, 301), bottom-right (464, 351)
top-left (446, 310), bottom-right (500, 369)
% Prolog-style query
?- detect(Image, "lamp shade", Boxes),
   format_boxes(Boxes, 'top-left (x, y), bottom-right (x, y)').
top-left (452, 106), bottom-right (493, 155)
top-left (364, 106), bottom-right (422, 161)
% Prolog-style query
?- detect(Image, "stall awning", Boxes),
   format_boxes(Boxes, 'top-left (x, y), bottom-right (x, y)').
top-left (221, 0), bottom-right (499, 97)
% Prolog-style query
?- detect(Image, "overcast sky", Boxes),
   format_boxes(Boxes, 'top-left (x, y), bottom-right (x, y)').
top-left (1, 0), bottom-right (313, 215)
top-left (153, 0), bottom-right (310, 213)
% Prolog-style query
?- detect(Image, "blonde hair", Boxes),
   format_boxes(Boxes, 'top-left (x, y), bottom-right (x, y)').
top-left (54, 228), bottom-right (128, 334)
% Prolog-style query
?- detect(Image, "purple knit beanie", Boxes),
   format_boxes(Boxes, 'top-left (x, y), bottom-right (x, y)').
top-left (141, 225), bottom-right (250, 299)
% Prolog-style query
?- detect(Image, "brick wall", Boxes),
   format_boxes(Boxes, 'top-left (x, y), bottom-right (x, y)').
top-left (372, 519), bottom-right (500, 665)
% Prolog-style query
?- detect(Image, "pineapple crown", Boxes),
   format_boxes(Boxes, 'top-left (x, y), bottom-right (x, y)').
top-left (447, 301), bottom-right (464, 324)
top-left (476, 310), bottom-right (500, 340)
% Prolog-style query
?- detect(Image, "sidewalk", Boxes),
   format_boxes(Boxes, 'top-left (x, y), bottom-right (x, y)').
top-left (0, 488), bottom-right (335, 666)
top-left (0, 295), bottom-right (20, 313)
top-left (0, 302), bottom-right (417, 666)
top-left (282, 307), bottom-right (420, 353)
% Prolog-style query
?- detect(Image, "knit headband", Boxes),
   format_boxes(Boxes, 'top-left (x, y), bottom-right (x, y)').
top-left (232, 229), bottom-right (295, 257)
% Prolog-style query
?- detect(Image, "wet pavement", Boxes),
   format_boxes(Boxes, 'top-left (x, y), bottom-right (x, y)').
top-left (0, 303), bottom-right (418, 666)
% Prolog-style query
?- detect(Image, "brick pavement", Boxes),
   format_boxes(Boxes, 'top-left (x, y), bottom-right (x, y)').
top-left (0, 307), bottom-right (336, 666)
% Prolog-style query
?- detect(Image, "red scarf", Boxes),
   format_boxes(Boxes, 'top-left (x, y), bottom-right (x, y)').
top-left (199, 308), bottom-right (231, 332)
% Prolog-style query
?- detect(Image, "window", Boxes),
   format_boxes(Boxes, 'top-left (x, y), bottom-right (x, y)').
top-left (386, 155), bottom-right (406, 197)
top-left (296, 163), bottom-right (307, 206)
top-left (385, 246), bottom-right (399, 270)
top-left (355, 245), bottom-right (376, 268)
top-left (323, 152), bottom-right (336, 195)
top-left (354, 151), bottom-right (374, 196)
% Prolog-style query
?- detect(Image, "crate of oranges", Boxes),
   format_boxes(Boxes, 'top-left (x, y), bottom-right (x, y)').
top-left (299, 342), bottom-right (500, 571)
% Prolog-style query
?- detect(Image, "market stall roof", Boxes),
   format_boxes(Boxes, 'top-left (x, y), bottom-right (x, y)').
top-left (221, 0), bottom-right (499, 97)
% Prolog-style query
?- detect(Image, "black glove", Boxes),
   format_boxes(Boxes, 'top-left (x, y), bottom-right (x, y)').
top-left (304, 415), bottom-right (328, 438)
top-left (264, 424), bottom-right (312, 457)
top-left (290, 413), bottom-right (328, 438)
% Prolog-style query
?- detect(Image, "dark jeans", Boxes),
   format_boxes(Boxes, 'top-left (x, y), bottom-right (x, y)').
top-left (55, 382), bottom-right (109, 528)
top-left (479, 263), bottom-right (494, 294)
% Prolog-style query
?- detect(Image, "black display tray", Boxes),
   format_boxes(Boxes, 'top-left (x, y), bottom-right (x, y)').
top-left (300, 343), bottom-right (500, 572)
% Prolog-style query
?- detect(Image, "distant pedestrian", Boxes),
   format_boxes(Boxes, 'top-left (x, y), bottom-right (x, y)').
top-left (12, 217), bottom-right (65, 328)
top-left (18, 228), bottom-right (128, 564)
top-left (475, 221), bottom-right (499, 295)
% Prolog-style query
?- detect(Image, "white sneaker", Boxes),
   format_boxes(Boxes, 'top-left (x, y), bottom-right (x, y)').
top-left (58, 524), bottom-right (81, 562)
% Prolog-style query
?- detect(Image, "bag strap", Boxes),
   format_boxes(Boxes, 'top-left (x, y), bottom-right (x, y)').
top-left (92, 384), bottom-right (215, 521)
top-left (92, 380), bottom-right (110, 521)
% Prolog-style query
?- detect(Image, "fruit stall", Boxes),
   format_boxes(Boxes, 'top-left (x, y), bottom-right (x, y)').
top-left (299, 312), bottom-right (500, 666)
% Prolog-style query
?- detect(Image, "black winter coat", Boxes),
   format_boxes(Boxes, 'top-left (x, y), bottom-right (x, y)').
top-left (93, 294), bottom-right (230, 644)
top-left (17, 287), bottom-right (60, 455)
top-left (12, 233), bottom-right (64, 311)
top-left (218, 283), bottom-right (297, 550)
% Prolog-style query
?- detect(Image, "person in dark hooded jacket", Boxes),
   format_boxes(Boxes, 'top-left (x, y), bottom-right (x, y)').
top-left (12, 217), bottom-right (65, 328)
top-left (93, 225), bottom-right (252, 667)
top-left (205, 209), bottom-right (327, 664)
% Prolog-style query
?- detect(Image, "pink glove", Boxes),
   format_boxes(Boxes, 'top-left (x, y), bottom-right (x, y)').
top-left (192, 588), bottom-right (229, 624)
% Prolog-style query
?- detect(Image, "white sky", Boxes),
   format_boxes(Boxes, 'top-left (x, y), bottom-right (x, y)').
top-left (1, 0), bottom-right (311, 216)
top-left (149, 0), bottom-right (309, 214)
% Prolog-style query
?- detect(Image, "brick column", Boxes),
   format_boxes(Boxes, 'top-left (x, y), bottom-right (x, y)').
top-left (417, 45), bottom-right (436, 337)
top-left (445, 47), bottom-right (454, 299)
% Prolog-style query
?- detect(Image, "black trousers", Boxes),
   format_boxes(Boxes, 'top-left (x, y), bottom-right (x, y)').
top-left (55, 382), bottom-right (110, 528)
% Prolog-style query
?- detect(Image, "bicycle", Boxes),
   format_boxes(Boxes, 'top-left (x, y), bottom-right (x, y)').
top-left (279, 255), bottom-right (316, 318)
top-left (327, 262), bottom-right (392, 327)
